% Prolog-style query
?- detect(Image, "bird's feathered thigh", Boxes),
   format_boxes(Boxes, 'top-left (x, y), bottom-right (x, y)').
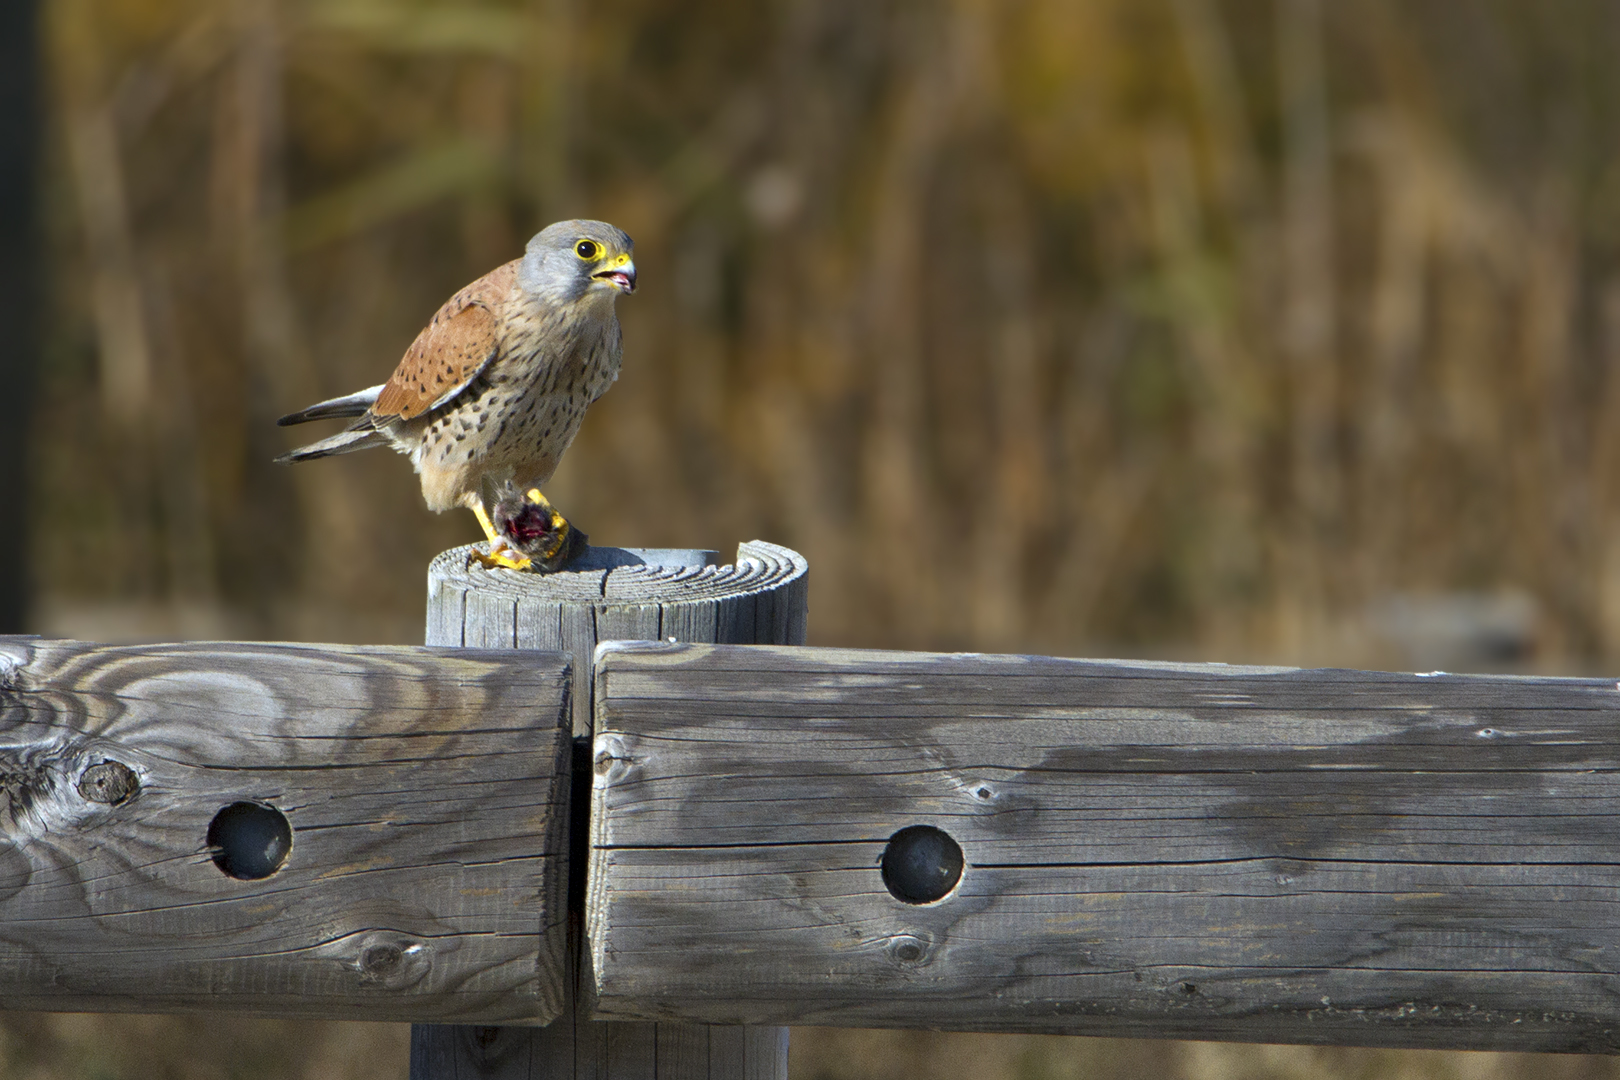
top-left (393, 288), bottom-right (623, 513)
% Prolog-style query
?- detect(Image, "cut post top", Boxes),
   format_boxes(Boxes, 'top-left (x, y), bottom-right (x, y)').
top-left (426, 540), bottom-right (808, 737)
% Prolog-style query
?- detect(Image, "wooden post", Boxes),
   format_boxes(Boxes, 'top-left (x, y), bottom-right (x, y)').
top-left (412, 541), bottom-right (805, 1080)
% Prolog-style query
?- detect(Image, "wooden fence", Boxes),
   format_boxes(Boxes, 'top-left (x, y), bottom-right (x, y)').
top-left (3, 540), bottom-right (1619, 1079)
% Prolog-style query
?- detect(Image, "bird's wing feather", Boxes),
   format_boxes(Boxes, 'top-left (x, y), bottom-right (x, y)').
top-left (372, 260), bottom-right (519, 421)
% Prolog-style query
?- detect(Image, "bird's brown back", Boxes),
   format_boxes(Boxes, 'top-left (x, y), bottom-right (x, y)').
top-left (372, 260), bottom-right (519, 421)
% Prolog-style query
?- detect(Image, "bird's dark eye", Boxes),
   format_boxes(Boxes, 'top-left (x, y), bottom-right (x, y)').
top-left (574, 239), bottom-right (600, 260)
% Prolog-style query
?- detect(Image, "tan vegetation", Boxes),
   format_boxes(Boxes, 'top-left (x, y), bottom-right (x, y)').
top-left (39, 0), bottom-right (1620, 667)
top-left (25, 0), bottom-right (1620, 1076)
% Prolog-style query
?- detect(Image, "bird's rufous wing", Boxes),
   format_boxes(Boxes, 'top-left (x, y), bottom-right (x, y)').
top-left (372, 260), bottom-right (518, 421)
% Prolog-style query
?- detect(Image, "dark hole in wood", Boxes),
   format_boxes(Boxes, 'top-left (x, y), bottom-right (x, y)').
top-left (881, 825), bottom-right (963, 904)
top-left (206, 801), bottom-right (292, 880)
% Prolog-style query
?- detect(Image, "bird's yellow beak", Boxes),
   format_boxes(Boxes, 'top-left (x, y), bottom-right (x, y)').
top-left (592, 252), bottom-right (637, 294)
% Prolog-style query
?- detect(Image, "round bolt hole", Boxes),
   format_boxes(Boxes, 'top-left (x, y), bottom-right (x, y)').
top-left (880, 825), bottom-right (964, 905)
top-left (206, 801), bottom-right (292, 880)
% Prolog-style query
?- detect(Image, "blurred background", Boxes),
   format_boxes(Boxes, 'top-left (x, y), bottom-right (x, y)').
top-left (9, 0), bottom-right (1620, 1076)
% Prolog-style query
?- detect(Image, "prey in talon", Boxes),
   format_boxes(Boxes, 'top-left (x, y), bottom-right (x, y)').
top-left (274, 220), bottom-right (635, 573)
top-left (484, 483), bottom-right (588, 572)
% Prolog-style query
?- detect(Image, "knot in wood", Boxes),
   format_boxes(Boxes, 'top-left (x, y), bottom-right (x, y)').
top-left (353, 932), bottom-right (433, 991)
top-left (885, 933), bottom-right (932, 966)
top-left (361, 942), bottom-right (402, 975)
top-left (77, 761), bottom-right (139, 805)
top-left (0, 751), bottom-right (61, 830)
top-left (593, 736), bottom-right (634, 783)
top-left (455, 1024), bottom-right (527, 1066)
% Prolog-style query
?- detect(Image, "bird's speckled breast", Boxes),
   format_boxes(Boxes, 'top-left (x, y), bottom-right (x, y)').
top-left (410, 292), bottom-right (622, 512)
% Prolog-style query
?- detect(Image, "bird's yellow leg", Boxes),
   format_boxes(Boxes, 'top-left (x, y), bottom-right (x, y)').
top-left (468, 499), bottom-right (533, 571)
top-left (470, 501), bottom-right (502, 546)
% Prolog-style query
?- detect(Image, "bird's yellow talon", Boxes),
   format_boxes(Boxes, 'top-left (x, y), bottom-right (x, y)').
top-left (465, 483), bottom-right (587, 573)
top-left (469, 545), bottom-right (534, 572)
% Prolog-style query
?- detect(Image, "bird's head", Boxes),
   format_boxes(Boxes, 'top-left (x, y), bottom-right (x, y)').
top-left (518, 220), bottom-right (636, 306)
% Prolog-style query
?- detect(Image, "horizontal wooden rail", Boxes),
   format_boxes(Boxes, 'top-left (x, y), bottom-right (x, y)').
top-left (8, 632), bottom-right (1620, 1054)
top-left (0, 637), bottom-right (572, 1023)
top-left (588, 642), bottom-right (1620, 1053)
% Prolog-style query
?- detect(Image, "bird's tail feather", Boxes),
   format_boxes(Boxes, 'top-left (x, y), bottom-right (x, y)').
top-left (277, 384), bottom-right (385, 426)
top-left (275, 426), bottom-right (388, 464)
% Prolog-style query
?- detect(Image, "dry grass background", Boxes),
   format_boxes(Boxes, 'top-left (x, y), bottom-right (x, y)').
top-left (22, 0), bottom-right (1620, 1076)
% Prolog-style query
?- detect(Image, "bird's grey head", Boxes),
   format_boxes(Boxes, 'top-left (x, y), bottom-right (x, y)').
top-left (517, 220), bottom-right (636, 306)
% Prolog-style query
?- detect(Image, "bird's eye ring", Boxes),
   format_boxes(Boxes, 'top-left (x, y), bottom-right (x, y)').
top-left (574, 239), bottom-right (600, 260)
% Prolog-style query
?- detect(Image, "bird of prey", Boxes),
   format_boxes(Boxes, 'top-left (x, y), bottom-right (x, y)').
top-left (275, 220), bottom-right (635, 571)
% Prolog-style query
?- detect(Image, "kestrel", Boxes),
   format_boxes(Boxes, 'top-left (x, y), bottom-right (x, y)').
top-left (275, 220), bottom-right (635, 571)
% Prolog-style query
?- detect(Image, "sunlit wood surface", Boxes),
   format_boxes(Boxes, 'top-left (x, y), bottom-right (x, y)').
top-left (0, 637), bottom-right (571, 1023)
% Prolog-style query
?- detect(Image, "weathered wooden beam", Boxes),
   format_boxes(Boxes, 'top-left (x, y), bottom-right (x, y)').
top-left (412, 543), bottom-right (803, 1080)
top-left (589, 642), bottom-right (1620, 1053)
top-left (0, 637), bottom-right (572, 1023)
